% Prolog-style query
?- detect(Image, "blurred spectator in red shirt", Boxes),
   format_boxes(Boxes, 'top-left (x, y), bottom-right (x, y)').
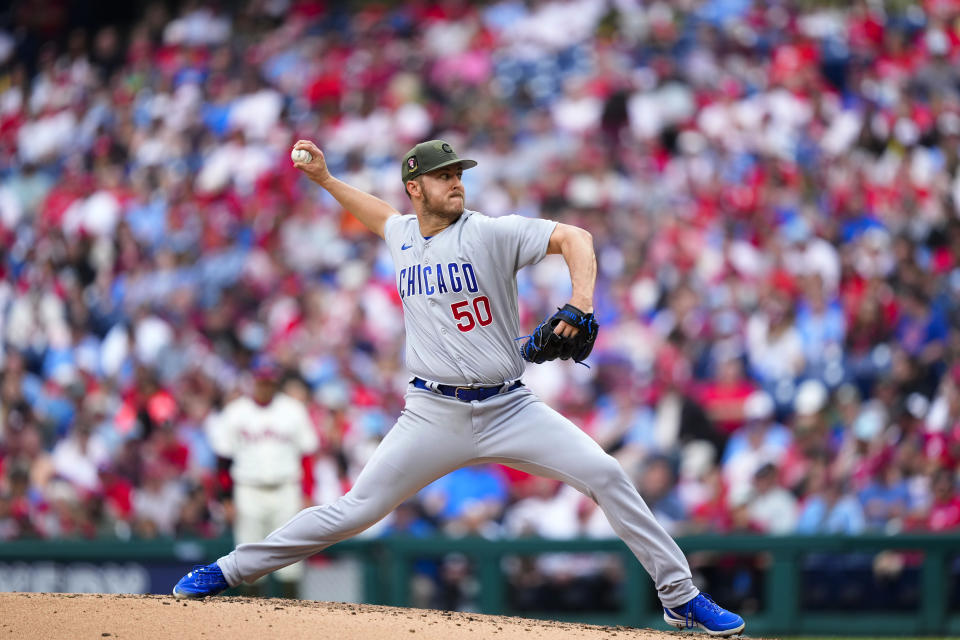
top-left (924, 468), bottom-right (960, 532)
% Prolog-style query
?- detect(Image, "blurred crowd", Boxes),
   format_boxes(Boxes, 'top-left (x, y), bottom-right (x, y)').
top-left (1, 0), bottom-right (960, 586)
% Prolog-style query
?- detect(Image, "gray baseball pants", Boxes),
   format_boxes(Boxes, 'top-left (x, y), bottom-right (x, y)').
top-left (217, 385), bottom-right (699, 607)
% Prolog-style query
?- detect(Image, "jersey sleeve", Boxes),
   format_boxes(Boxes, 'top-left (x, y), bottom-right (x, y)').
top-left (204, 407), bottom-right (235, 458)
top-left (487, 215), bottom-right (558, 272)
top-left (382, 213), bottom-right (404, 247)
top-left (292, 400), bottom-right (319, 455)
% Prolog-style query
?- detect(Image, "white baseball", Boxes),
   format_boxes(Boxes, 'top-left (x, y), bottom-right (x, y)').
top-left (291, 148), bottom-right (313, 163)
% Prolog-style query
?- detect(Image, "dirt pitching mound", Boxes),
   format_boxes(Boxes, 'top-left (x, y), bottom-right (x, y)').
top-left (0, 592), bottom-right (741, 640)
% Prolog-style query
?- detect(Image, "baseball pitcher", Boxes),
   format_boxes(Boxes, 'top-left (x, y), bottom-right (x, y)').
top-left (174, 139), bottom-right (745, 636)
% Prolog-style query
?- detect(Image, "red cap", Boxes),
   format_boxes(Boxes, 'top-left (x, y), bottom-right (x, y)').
top-left (251, 357), bottom-right (280, 381)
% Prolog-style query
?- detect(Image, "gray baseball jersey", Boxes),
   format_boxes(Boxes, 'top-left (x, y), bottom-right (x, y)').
top-left (215, 208), bottom-right (700, 609)
top-left (383, 210), bottom-right (556, 386)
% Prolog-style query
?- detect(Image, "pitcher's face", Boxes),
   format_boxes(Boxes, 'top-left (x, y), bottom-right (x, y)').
top-left (417, 165), bottom-right (465, 218)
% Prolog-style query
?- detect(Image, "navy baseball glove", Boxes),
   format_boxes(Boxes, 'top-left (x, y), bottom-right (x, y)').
top-left (520, 304), bottom-right (599, 365)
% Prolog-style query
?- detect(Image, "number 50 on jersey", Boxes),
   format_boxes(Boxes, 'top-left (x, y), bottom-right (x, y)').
top-left (451, 296), bottom-right (492, 332)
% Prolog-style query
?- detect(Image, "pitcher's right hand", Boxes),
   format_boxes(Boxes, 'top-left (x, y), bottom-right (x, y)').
top-left (292, 140), bottom-right (332, 187)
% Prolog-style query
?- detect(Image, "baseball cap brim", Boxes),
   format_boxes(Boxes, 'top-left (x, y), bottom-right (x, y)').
top-left (414, 157), bottom-right (477, 178)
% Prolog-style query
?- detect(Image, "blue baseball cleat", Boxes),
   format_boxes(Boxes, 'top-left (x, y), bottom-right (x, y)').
top-left (172, 562), bottom-right (229, 599)
top-left (663, 593), bottom-right (745, 636)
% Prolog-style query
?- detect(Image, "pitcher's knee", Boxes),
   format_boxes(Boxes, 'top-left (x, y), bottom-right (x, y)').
top-left (585, 455), bottom-right (631, 495)
top-left (333, 494), bottom-right (391, 535)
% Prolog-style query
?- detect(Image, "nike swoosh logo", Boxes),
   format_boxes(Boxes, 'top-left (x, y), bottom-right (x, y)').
top-left (401, 243), bottom-right (413, 250)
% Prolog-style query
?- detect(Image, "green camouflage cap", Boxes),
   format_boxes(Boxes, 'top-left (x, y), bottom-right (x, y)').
top-left (401, 139), bottom-right (477, 184)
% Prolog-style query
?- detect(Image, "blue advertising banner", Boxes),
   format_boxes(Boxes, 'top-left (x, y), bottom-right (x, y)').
top-left (0, 560), bottom-right (199, 594)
